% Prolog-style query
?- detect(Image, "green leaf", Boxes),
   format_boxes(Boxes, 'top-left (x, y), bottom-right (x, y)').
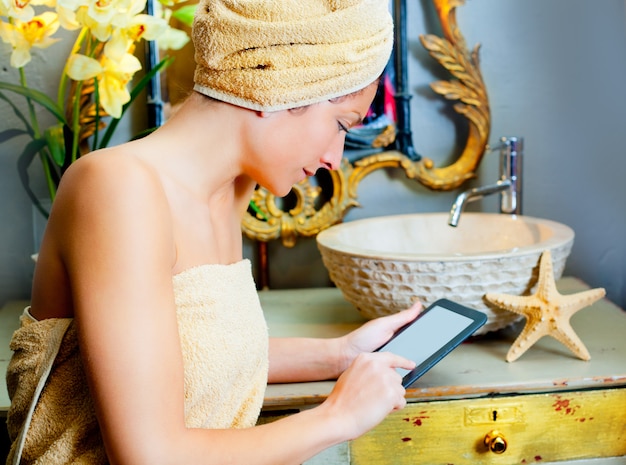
top-left (0, 90), bottom-right (34, 136)
top-left (44, 123), bottom-right (67, 167)
top-left (0, 128), bottom-right (29, 144)
top-left (249, 200), bottom-right (268, 221)
top-left (16, 137), bottom-right (51, 218)
top-left (171, 4), bottom-right (197, 27)
top-left (0, 81), bottom-right (68, 125)
top-left (131, 126), bottom-right (158, 140)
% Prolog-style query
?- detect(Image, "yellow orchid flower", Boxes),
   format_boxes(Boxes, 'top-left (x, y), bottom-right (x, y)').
top-left (74, 5), bottom-right (110, 41)
top-left (31, 0), bottom-right (57, 7)
top-left (0, 11), bottom-right (60, 68)
top-left (87, 0), bottom-right (127, 25)
top-left (111, 0), bottom-right (147, 25)
top-left (1, 0), bottom-right (35, 22)
top-left (122, 12), bottom-right (166, 42)
top-left (102, 12), bottom-right (166, 61)
top-left (72, 0), bottom-right (142, 42)
top-left (55, 0), bottom-right (86, 10)
top-left (98, 53), bottom-right (141, 118)
top-left (54, 0), bottom-right (86, 21)
top-left (66, 49), bottom-right (141, 118)
top-left (152, 4), bottom-right (189, 51)
top-left (55, 4), bottom-right (81, 30)
top-left (157, 23), bottom-right (188, 51)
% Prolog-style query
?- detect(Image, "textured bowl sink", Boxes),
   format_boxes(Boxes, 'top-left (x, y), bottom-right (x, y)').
top-left (317, 213), bottom-right (575, 334)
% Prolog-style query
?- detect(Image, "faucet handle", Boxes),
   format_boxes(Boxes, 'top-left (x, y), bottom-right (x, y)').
top-left (485, 136), bottom-right (524, 154)
top-left (499, 136), bottom-right (523, 215)
top-left (500, 136), bottom-right (524, 154)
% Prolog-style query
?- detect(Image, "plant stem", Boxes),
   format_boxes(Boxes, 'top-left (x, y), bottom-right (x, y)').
top-left (70, 80), bottom-right (83, 163)
top-left (92, 79), bottom-right (100, 151)
top-left (67, 29), bottom-right (94, 163)
top-left (20, 68), bottom-right (40, 137)
top-left (58, 27), bottom-right (89, 110)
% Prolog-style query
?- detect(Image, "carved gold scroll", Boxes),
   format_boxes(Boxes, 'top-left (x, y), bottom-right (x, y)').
top-left (242, 0), bottom-right (490, 247)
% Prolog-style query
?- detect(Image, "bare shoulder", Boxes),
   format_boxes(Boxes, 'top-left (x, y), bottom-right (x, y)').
top-left (51, 144), bottom-right (171, 227)
top-left (49, 144), bottom-right (175, 265)
top-left (56, 146), bottom-right (163, 204)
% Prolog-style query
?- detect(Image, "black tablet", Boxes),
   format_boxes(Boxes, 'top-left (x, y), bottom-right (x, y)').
top-left (375, 298), bottom-right (487, 388)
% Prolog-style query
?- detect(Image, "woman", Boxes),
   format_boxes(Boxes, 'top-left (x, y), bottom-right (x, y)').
top-left (6, 0), bottom-right (422, 463)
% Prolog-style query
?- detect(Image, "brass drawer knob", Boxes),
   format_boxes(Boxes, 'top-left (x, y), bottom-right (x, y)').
top-left (484, 430), bottom-right (507, 454)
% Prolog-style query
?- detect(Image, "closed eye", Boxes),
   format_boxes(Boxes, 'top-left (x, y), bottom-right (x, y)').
top-left (337, 121), bottom-right (350, 133)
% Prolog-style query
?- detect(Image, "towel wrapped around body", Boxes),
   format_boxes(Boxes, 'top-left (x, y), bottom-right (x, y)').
top-left (5, 259), bottom-right (269, 464)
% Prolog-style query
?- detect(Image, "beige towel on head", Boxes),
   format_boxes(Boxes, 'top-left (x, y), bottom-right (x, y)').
top-left (192, 0), bottom-right (394, 111)
top-left (5, 259), bottom-right (269, 463)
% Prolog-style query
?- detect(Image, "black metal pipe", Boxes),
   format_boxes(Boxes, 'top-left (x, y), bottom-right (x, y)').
top-left (144, 0), bottom-right (164, 128)
top-left (393, 0), bottom-right (420, 161)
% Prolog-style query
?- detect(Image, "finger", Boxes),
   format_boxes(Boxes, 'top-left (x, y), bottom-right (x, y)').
top-left (375, 303), bottom-right (423, 347)
top-left (390, 380), bottom-right (408, 410)
top-left (404, 300), bottom-right (423, 317)
top-left (375, 351), bottom-right (416, 371)
top-left (389, 302), bottom-right (423, 327)
top-left (394, 355), bottom-right (416, 371)
top-left (393, 395), bottom-right (408, 411)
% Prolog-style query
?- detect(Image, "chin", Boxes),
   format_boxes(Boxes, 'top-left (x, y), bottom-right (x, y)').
top-left (256, 171), bottom-right (304, 198)
top-left (258, 182), bottom-right (292, 198)
top-left (273, 185), bottom-right (295, 198)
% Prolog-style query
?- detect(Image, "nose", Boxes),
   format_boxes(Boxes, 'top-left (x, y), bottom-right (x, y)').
top-left (320, 134), bottom-right (345, 171)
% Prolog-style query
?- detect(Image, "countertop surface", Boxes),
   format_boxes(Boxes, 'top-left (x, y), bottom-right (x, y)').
top-left (259, 277), bottom-right (626, 408)
top-left (2, 277), bottom-right (625, 413)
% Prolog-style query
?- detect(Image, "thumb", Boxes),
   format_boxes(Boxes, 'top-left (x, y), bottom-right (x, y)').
top-left (388, 301), bottom-right (423, 331)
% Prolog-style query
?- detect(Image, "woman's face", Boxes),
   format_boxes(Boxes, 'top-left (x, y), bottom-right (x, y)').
top-left (244, 82), bottom-right (379, 197)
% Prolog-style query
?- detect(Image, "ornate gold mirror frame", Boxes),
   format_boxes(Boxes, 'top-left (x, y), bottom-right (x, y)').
top-left (240, 0), bottom-right (490, 248)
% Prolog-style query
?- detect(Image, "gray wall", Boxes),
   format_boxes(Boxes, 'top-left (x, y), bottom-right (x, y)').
top-left (2, 0), bottom-right (625, 309)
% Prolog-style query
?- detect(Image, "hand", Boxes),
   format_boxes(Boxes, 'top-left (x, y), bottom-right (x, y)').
top-left (338, 301), bottom-right (423, 372)
top-left (321, 351), bottom-right (416, 441)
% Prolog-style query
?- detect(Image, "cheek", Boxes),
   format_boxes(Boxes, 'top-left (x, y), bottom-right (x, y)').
top-left (269, 128), bottom-right (331, 170)
top-left (297, 116), bottom-right (340, 155)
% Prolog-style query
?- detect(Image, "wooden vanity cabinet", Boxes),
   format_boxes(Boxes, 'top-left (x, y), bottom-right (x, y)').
top-left (350, 388), bottom-right (626, 464)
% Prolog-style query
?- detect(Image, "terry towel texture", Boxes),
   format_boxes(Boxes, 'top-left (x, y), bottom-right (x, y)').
top-left (5, 259), bottom-right (269, 464)
top-left (173, 260), bottom-right (269, 429)
top-left (192, 0), bottom-right (394, 111)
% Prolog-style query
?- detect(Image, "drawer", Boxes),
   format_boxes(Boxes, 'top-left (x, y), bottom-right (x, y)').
top-left (351, 388), bottom-right (626, 465)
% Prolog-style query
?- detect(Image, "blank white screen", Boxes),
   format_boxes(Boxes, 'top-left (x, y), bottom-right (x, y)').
top-left (379, 306), bottom-right (474, 376)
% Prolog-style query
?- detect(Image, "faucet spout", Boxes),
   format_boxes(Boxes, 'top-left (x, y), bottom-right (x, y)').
top-left (448, 179), bottom-right (512, 227)
top-left (448, 136), bottom-right (523, 227)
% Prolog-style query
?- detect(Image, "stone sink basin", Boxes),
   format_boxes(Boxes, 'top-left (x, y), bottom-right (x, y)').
top-left (316, 213), bottom-right (575, 334)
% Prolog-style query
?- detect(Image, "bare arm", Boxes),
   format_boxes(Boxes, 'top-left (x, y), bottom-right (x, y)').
top-left (268, 304), bottom-right (422, 383)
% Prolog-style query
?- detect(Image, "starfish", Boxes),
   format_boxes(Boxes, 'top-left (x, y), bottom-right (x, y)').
top-left (484, 250), bottom-right (605, 362)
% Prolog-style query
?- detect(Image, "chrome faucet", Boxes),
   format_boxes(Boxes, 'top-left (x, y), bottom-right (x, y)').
top-left (448, 136), bottom-right (523, 227)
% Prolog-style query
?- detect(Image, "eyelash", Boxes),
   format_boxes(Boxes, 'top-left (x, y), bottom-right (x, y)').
top-left (337, 121), bottom-right (350, 133)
